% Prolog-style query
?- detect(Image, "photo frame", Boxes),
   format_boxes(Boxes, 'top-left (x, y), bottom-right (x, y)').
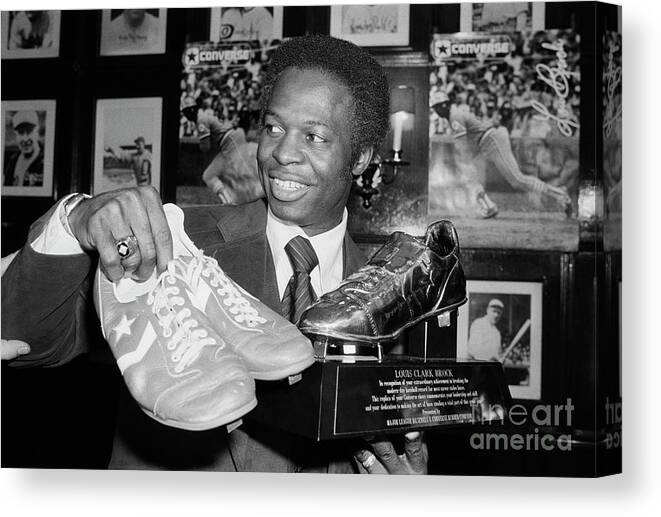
top-left (209, 6), bottom-right (283, 43)
top-left (459, 2), bottom-right (545, 32)
top-left (99, 9), bottom-right (167, 56)
top-left (1, 99), bottom-right (56, 197)
top-left (1, 11), bottom-right (61, 59)
top-left (330, 4), bottom-right (410, 47)
top-left (428, 29), bottom-right (580, 250)
top-left (93, 97), bottom-right (162, 195)
top-left (457, 280), bottom-right (543, 400)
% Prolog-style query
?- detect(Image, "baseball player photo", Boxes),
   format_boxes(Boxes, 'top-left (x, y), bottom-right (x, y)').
top-left (458, 280), bottom-right (543, 400)
top-left (1, 10), bottom-right (61, 59)
top-left (1, 100), bottom-right (55, 197)
top-left (428, 29), bottom-right (580, 224)
top-left (210, 6), bottom-right (282, 44)
top-left (99, 9), bottom-right (166, 56)
top-left (93, 97), bottom-right (161, 194)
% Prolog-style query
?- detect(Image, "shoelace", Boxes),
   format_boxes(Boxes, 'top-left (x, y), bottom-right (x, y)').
top-left (192, 254), bottom-right (267, 327)
top-left (147, 261), bottom-right (218, 374)
top-left (343, 266), bottom-right (387, 294)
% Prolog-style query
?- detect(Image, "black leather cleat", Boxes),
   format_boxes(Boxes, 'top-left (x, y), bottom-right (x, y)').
top-left (299, 221), bottom-right (467, 345)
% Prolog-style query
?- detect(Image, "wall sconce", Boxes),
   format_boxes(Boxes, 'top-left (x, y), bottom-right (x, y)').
top-left (382, 85), bottom-right (415, 184)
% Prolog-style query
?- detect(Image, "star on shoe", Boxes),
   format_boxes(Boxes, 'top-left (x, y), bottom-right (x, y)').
top-left (112, 315), bottom-right (136, 344)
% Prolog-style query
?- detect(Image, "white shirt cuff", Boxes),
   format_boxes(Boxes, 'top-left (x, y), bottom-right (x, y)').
top-left (30, 194), bottom-right (86, 255)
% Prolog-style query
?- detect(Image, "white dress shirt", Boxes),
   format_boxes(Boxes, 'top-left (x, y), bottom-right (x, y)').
top-left (31, 194), bottom-right (86, 255)
top-left (266, 207), bottom-right (347, 301)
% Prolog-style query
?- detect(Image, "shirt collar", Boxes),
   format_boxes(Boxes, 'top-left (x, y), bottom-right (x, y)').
top-left (266, 207), bottom-right (347, 299)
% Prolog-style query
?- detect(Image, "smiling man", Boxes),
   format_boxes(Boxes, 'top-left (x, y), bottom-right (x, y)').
top-left (3, 110), bottom-right (44, 187)
top-left (2, 35), bottom-right (427, 474)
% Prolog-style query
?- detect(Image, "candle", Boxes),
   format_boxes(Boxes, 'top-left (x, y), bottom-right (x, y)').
top-left (391, 111), bottom-right (405, 151)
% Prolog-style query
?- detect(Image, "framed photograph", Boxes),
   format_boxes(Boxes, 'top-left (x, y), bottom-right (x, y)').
top-left (209, 6), bottom-right (283, 43)
top-left (457, 280), bottom-right (543, 400)
top-left (459, 2), bottom-right (545, 32)
top-left (99, 9), bottom-right (167, 56)
top-left (1, 11), bottom-right (61, 59)
top-left (1, 99), bottom-right (55, 197)
top-left (93, 98), bottom-right (162, 195)
top-left (330, 4), bottom-right (410, 47)
top-left (428, 29), bottom-right (580, 249)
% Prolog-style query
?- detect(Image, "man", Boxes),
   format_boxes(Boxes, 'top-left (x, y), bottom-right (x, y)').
top-left (7, 11), bottom-right (54, 49)
top-left (105, 136), bottom-right (152, 187)
top-left (220, 6), bottom-right (274, 44)
top-left (3, 110), bottom-right (44, 187)
top-left (102, 9), bottom-right (160, 53)
top-left (467, 299), bottom-right (504, 361)
top-left (130, 136), bottom-right (152, 187)
top-left (2, 35), bottom-right (426, 474)
top-left (181, 96), bottom-right (264, 205)
top-left (431, 91), bottom-right (572, 217)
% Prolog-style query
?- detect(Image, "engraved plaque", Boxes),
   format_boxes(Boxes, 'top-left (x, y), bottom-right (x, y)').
top-left (250, 357), bottom-right (510, 440)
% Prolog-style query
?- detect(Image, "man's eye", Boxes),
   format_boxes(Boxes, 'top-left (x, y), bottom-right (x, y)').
top-left (306, 134), bottom-right (326, 144)
top-left (266, 124), bottom-right (284, 135)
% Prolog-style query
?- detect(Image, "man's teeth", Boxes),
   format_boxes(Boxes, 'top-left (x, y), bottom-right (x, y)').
top-left (273, 177), bottom-right (306, 190)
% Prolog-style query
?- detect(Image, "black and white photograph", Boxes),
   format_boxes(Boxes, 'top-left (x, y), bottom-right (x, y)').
top-left (209, 6), bottom-right (283, 44)
top-left (178, 39), bottom-right (275, 205)
top-left (99, 9), bottom-right (167, 56)
top-left (330, 4), bottom-right (410, 47)
top-left (1, 10), bottom-right (61, 59)
top-left (1, 99), bottom-right (55, 197)
top-left (428, 29), bottom-right (580, 248)
top-left (93, 97), bottom-right (162, 194)
top-left (457, 280), bottom-right (543, 400)
top-left (1, 2), bottom-right (626, 488)
top-left (460, 2), bottom-right (545, 32)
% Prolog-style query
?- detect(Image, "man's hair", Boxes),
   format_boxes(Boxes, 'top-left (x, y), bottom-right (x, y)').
top-left (260, 34), bottom-right (390, 164)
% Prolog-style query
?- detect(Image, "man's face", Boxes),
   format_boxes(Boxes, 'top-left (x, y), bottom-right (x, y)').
top-left (257, 67), bottom-right (370, 236)
top-left (486, 306), bottom-right (502, 325)
top-left (135, 141), bottom-right (145, 153)
top-left (15, 123), bottom-right (38, 157)
top-left (124, 10), bottom-right (146, 25)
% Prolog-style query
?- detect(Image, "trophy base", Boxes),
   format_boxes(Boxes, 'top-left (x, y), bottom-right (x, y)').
top-left (249, 353), bottom-right (512, 441)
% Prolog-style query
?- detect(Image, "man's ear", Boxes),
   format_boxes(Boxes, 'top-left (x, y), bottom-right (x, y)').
top-left (350, 147), bottom-right (374, 178)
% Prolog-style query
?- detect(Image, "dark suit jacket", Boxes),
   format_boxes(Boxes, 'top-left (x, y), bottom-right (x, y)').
top-left (2, 199), bottom-right (366, 472)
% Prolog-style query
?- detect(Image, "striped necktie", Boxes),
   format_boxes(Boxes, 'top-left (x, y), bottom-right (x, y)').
top-left (281, 236), bottom-right (319, 325)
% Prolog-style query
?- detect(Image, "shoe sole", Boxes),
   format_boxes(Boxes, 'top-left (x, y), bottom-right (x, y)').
top-left (141, 396), bottom-right (258, 431)
top-left (248, 354), bottom-right (316, 381)
top-left (300, 297), bottom-right (468, 345)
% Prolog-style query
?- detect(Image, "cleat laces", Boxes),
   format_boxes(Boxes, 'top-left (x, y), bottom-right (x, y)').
top-left (148, 261), bottom-right (218, 374)
top-left (192, 253), bottom-right (267, 327)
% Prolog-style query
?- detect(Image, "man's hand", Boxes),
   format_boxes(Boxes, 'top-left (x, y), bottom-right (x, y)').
top-left (68, 186), bottom-right (173, 282)
top-left (1, 339), bottom-right (30, 360)
top-left (354, 432), bottom-right (428, 475)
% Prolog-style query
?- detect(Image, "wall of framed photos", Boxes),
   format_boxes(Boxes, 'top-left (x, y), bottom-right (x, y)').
top-left (1, 4), bottom-right (621, 475)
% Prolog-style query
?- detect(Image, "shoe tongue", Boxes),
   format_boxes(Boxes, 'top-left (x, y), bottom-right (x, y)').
top-left (163, 203), bottom-right (197, 258)
top-left (370, 233), bottom-right (425, 271)
top-left (113, 271), bottom-right (159, 303)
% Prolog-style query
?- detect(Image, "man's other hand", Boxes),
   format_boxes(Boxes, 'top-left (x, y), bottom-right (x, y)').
top-left (354, 431), bottom-right (428, 475)
top-left (1, 339), bottom-right (30, 360)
